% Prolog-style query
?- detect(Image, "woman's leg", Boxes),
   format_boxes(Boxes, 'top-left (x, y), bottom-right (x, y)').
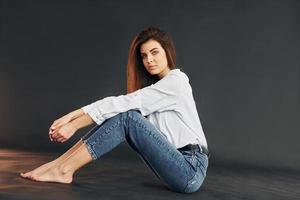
top-left (21, 139), bottom-right (83, 178)
top-left (21, 140), bottom-right (92, 183)
top-left (21, 110), bottom-right (208, 193)
top-left (81, 110), bottom-right (208, 193)
top-left (20, 114), bottom-right (119, 180)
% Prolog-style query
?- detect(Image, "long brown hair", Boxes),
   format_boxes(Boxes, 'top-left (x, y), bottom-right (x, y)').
top-left (126, 27), bottom-right (177, 94)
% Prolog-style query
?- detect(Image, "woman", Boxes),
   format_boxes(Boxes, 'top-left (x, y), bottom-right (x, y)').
top-left (20, 27), bottom-right (209, 194)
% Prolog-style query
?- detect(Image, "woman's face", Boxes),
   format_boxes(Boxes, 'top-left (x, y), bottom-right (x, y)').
top-left (140, 39), bottom-right (170, 79)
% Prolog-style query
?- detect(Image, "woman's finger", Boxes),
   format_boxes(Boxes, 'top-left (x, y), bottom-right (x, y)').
top-left (49, 127), bottom-right (55, 135)
top-left (51, 115), bottom-right (70, 129)
top-left (51, 132), bottom-right (57, 139)
top-left (49, 132), bottom-right (56, 141)
top-left (51, 120), bottom-right (59, 128)
top-left (56, 136), bottom-right (65, 143)
top-left (53, 135), bottom-right (62, 142)
top-left (51, 131), bottom-right (61, 140)
top-left (51, 127), bottom-right (61, 137)
top-left (61, 138), bottom-right (67, 143)
top-left (50, 119), bottom-right (63, 130)
top-left (50, 125), bottom-right (63, 134)
top-left (51, 121), bottom-right (67, 131)
top-left (49, 127), bottom-right (58, 134)
top-left (50, 123), bottom-right (59, 131)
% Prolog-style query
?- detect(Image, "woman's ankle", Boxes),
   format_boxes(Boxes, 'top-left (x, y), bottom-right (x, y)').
top-left (58, 163), bottom-right (74, 176)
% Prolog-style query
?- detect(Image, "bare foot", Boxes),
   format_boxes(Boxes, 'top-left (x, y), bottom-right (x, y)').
top-left (20, 160), bottom-right (57, 179)
top-left (22, 165), bottom-right (73, 184)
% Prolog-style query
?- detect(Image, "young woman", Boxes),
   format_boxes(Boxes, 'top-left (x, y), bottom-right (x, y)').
top-left (20, 27), bottom-right (209, 194)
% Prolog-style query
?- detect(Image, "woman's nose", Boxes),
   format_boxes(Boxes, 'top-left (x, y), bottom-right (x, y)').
top-left (147, 55), bottom-right (153, 63)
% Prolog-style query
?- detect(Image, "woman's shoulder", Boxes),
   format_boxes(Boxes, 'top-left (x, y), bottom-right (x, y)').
top-left (167, 68), bottom-right (189, 83)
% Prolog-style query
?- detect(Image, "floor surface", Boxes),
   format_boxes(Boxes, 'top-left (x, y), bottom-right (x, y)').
top-left (0, 148), bottom-right (299, 200)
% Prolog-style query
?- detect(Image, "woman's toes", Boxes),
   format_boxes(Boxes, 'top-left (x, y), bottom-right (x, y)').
top-left (20, 172), bottom-right (30, 178)
top-left (29, 175), bottom-right (37, 181)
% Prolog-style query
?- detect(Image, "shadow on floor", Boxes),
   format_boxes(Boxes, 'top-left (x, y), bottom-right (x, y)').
top-left (0, 148), bottom-right (299, 200)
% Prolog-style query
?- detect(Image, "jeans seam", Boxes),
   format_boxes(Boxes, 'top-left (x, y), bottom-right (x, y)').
top-left (83, 115), bottom-right (126, 160)
top-left (126, 114), bottom-right (166, 176)
top-left (127, 112), bottom-right (193, 193)
top-left (183, 171), bottom-right (197, 193)
top-left (127, 114), bottom-right (180, 161)
top-left (83, 139), bottom-right (97, 160)
top-left (183, 151), bottom-right (198, 193)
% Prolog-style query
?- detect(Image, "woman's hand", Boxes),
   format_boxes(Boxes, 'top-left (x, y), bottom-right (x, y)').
top-left (48, 110), bottom-right (94, 143)
top-left (49, 114), bottom-right (72, 134)
top-left (49, 122), bottom-right (77, 143)
top-left (49, 109), bottom-right (85, 136)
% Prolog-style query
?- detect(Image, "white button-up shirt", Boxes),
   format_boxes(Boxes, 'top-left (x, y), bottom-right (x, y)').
top-left (81, 68), bottom-right (208, 149)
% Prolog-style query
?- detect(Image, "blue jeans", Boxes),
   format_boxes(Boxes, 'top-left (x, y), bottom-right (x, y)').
top-left (81, 110), bottom-right (208, 193)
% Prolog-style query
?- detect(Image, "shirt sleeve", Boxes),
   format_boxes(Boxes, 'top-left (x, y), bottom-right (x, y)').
top-left (81, 72), bottom-right (182, 125)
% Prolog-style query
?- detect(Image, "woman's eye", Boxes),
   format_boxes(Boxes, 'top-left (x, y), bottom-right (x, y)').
top-left (141, 51), bottom-right (158, 59)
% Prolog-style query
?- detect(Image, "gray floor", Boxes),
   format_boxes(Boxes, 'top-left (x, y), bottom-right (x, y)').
top-left (0, 147), bottom-right (299, 200)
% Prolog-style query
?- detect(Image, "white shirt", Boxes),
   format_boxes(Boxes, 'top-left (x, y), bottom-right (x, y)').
top-left (81, 68), bottom-right (208, 149)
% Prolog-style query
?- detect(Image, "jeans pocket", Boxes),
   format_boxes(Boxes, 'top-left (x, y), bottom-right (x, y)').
top-left (195, 152), bottom-right (208, 177)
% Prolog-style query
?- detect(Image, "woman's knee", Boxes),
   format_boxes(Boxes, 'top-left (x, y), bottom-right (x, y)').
top-left (110, 110), bottom-right (141, 123)
top-left (124, 110), bottom-right (145, 123)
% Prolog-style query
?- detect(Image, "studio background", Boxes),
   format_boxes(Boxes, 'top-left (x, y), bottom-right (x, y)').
top-left (0, 0), bottom-right (299, 171)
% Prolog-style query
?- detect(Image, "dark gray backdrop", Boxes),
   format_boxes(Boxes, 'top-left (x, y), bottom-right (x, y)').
top-left (0, 0), bottom-right (299, 171)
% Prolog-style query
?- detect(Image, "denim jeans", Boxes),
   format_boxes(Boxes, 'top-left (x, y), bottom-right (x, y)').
top-left (81, 110), bottom-right (208, 193)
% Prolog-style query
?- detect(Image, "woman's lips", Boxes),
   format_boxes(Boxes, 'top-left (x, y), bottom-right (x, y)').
top-left (148, 65), bottom-right (157, 70)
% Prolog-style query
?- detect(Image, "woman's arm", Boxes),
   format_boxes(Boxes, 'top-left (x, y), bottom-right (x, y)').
top-left (69, 108), bottom-right (86, 120)
top-left (82, 71), bottom-right (182, 125)
top-left (70, 113), bottom-right (94, 130)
